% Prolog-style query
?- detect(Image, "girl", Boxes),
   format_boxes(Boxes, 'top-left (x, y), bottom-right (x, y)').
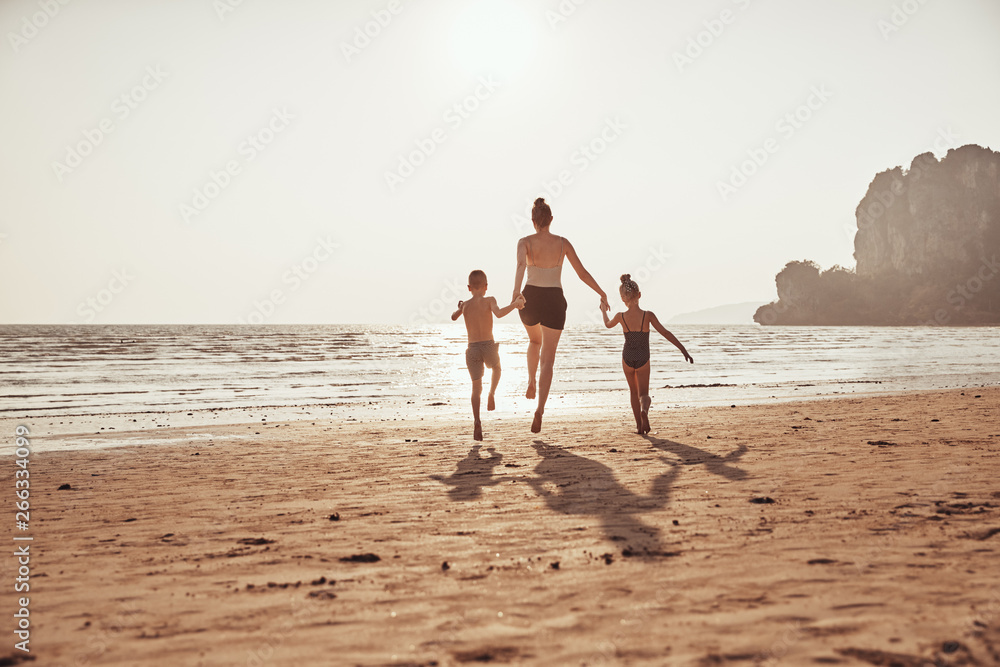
top-left (603, 274), bottom-right (694, 434)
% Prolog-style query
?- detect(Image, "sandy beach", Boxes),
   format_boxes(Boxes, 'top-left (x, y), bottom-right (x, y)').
top-left (6, 387), bottom-right (1000, 666)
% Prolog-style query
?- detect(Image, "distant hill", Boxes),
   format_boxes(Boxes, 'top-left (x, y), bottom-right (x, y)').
top-left (668, 302), bottom-right (766, 325)
top-left (755, 144), bottom-right (1000, 326)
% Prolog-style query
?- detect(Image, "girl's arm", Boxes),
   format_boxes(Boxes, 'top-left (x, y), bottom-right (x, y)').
top-left (648, 312), bottom-right (694, 363)
top-left (512, 238), bottom-right (528, 302)
top-left (564, 238), bottom-right (609, 311)
top-left (602, 309), bottom-right (621, 329)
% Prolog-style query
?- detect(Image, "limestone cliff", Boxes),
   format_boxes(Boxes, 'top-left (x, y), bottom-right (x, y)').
top-left (756, 144), bottom-right (1000, 325)
top-left (854, 144), bottom-right (1000, 278)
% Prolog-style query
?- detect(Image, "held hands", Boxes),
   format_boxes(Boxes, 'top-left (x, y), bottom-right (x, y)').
top-left (512, 294), bottom-right (526, 310)
top-left (599, 295), bottom-right (610, 312)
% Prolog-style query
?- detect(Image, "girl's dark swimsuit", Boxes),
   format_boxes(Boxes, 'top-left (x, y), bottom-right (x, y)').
top-left (622, 311), bottom-right (650, 369)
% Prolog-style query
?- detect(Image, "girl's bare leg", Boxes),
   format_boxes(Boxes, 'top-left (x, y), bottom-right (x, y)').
top-left (637, 362), bottom-right (651, 434)
top-left (524, 324), bottom-right (541, 399)
top-left (532, 325), bottom-right (562, 433)
top-left (622, 360), bottom-right (642, 434)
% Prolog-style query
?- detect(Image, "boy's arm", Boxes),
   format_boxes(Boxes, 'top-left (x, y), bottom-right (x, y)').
top-left (491, 296), bottom-right (518, 319)
top-left (602, 309), bottom-right (621, 329)
top-left (649, 312), bottom-right (694, 363)
top-left (450, 300), bottom-right (464, 321)
top-left (512, 238), bottom-right (528, 302)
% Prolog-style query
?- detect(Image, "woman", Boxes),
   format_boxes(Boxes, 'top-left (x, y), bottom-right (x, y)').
top-left (512, 198), bottom-right (609, 433)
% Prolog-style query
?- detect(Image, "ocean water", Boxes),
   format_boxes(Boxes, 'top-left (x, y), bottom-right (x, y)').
top-left (2, 324), bottom-right (999, 424)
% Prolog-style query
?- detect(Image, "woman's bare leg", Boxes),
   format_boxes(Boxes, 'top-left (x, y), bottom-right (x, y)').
top-left (622, 361), bottom-right (642, 434)
top-left (637, 362), bottom-right (651, 434)
top-left (524, 324), bottom-right (541, 399)
top-left (532, 325), bottom-right (562, 433)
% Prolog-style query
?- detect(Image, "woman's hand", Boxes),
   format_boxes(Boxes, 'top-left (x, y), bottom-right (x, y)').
top-left (599, 294), bottom-right (610, 312)
top-left (683, 350), bottom-right (694, 364)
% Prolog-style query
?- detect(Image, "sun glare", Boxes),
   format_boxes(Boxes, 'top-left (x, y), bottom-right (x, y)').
top-left (448, 0), bottom-right (538, 78)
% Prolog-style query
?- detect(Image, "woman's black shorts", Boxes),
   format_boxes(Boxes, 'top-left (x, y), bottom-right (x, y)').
top-left (519, 285), bottom-right (567, 330)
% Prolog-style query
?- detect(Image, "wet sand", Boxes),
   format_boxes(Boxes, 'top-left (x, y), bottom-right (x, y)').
top-left (5, 387), bottom-right (1000, 666)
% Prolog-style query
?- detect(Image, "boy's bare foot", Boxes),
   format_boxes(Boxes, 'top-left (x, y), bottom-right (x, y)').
top-left (474, 421), bottom-right (483, 441)
top-left (487, 393), bottom-right (496, 411)
top-left (525, 381), bottom-right (536, 400)
top-left (531, 410), bottom-right (543, 434)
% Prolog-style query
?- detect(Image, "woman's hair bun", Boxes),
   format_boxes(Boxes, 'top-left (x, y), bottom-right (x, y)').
top-left (620, 274), bottom-right (631, 284)
top-left (531, 197), bottom-right (553, 226)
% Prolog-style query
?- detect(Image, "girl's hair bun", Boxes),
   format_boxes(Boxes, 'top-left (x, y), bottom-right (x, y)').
top-left (620, 274), bottom-right (639, 296)
top-left (534, 198), bottom-right (546, 207)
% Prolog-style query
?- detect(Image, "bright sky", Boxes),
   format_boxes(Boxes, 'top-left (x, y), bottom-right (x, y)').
top-left (2, 0), bottom-right (999, 325)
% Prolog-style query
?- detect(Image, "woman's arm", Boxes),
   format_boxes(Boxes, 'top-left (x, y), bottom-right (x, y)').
top-left (512, 238), bottom-right (528, 302)
top-left (648, 312), bottom-right (693, 363)
top-left (564, 238), bottom-right (609, 311)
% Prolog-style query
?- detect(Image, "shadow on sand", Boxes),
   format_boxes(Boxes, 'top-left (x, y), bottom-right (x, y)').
top-left (431, 436), bottom-right (750, 559)
top-left (527, 440), bottom-right (680, 558)
top-left (643, 435), bottom-right (749, 482)
top-left (429, 444), bottom-right (504, 501)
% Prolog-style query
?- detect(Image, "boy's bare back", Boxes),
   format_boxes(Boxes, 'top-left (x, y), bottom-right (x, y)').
top-left (459, 295), bottom-right (499, 343)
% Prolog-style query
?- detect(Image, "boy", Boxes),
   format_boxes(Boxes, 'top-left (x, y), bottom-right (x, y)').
top-left (452, 270), bottom-right (525, 441)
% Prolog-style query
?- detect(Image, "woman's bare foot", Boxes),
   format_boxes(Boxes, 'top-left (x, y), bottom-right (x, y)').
top-left (487, 393), bottom-right (496, 411)
top-left (525, 381), bottom-right (536, 400)
top-left (474, 421), bottom-right (483, 441)
top-left (640, 411), bottom-right (650, 434)
top-left (531, 410), bottom-right (543, 434)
